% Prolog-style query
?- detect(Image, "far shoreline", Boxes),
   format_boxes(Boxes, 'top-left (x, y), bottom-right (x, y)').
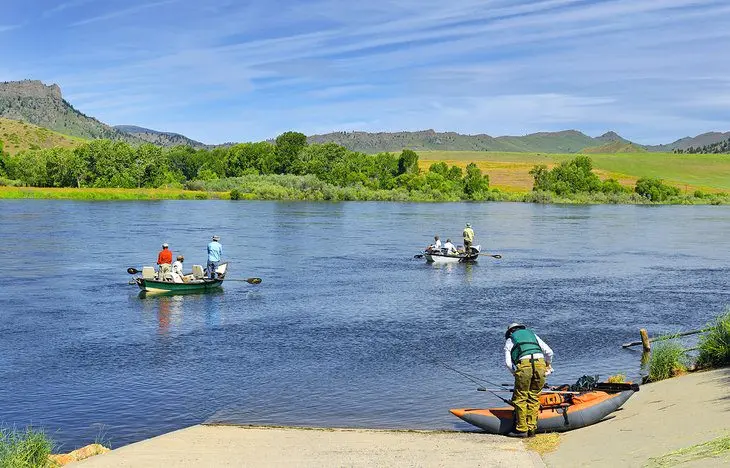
top-left (1, 186), bottom-right (729, 205)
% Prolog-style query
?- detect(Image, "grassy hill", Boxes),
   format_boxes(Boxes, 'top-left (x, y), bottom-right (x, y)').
top-left (0, 117), bottom-right (84, 155)
top-left (581, 142), bottom-right (647, 153)
top-left (418, 151), bottom-right (730, 193)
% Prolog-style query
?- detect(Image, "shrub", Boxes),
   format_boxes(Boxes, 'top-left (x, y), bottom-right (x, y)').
top-left (647, 340), bottom-right (688, 382)
top-left (0, 425), bottom-right (55, 468)
top-left (696, 309), bottom-right (730, 368)
top-left (229, 189), bottom-right (242, 200)
top-left (635, 177), bottom-right (680, 201)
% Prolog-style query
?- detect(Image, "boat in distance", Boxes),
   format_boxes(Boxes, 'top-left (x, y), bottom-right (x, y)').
top-left (450, 385), bottom-right (637, 434)
top-left (424, 245), bottom-right (481, 264)
top-left (129, 263), bottom-right (228, 294)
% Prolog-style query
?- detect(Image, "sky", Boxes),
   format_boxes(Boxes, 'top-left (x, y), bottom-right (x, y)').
top-left (1, 0), bottom-right (729, 145)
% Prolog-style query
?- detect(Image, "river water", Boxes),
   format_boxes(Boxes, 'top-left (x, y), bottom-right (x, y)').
top-left (0, 200), bottom-right (728, 449)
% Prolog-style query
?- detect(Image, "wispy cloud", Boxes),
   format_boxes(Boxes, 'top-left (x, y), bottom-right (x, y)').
top-left (3, 0), bottom-right (729, 143)
top-left (70, 0), bottom-right (179, 27)
top-left (42, 0), bottom-right (95, 18)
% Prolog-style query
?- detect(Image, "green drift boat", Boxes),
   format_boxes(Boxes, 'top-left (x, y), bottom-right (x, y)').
top-left (129, 263), bottom-right (228, 294)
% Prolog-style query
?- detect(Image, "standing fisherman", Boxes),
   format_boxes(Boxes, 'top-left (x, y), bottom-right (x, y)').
top-left (463, 223), bottom-right (475, 254)
top-left (207, 235), bottom-right (223, 279)
top-left (504, 323), bottom-right (554, 438)
top-left (157, 243), bottom-right (173, 280)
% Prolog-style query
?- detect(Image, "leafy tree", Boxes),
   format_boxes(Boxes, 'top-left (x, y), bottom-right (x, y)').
top-left (0, 140), bottom-right (7, 177)
top-left (397, 149), bottom-right (419, 175)
top-left (463, 163), bottom-right (490, 200)
top-left (429, 162), bottom-right (448, 176)
top-left (274, 131), bottom-right (308, 173)
top-left (635, 177), bottom-right (680, 201)
top-left (530, 156), bottom-right (602, 194)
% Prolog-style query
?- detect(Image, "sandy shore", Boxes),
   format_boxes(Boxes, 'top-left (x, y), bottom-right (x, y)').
top-left (73, 426), bottom-right (544, 467)
top-left (546, 367), bottom-right (729, 467)
top-left (72, 368), bottom-right (728, 467)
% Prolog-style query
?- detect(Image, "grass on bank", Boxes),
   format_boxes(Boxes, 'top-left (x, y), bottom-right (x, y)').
top-left (0, 186), bottom-right (228, 200)
top-left (646, 339), bottom-right (688, 383)
top-left (646, 434), bottom-right (730, 467)
top-left (697, 309), bottom-right (730, 369)
top-left (0, 426), bottom-right (55, 468)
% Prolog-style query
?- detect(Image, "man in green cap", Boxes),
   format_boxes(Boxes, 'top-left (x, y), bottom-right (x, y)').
top-left (462, 223), bottom-right (475, 254)
top-left (504, 323), bottom-right (554, 438)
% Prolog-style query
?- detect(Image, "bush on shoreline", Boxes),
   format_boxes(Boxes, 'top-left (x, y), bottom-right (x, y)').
top-left (0, 425), bottom-right (54, 468)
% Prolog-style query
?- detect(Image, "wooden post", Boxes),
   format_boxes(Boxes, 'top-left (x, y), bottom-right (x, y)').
top-left (640, 329), bottom-right (651, 352)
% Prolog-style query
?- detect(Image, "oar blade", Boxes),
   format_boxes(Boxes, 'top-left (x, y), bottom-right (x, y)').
top-left (127, 267), bottom-right (140, 274)
top-left (247, 277), bottom-right (262, 284)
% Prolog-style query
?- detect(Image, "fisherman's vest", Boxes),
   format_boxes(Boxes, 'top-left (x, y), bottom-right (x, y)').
top-left (463, 228), bottom-right (474, 242)
top-left (510, 328), bottom-right (542, 363)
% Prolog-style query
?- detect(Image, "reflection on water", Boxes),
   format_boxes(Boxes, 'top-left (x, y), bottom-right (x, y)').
top-left (0, 201), bottom-right (728, 449)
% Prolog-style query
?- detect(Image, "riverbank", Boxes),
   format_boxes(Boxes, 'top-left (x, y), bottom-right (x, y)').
top-left (72, 426), bottom-right (544, 467)
top-left (71, 368), bottom-right (728, 467)
top-left (1, 185), bottom-right (728, 204)
top-left (68, 368), bottom-right (728, 467)
top-left (545, 367), bottom-right (729, 467)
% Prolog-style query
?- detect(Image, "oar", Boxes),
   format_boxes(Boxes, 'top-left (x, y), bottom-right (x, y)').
top-left (227, 278), bottom-right (263, 284)
top-left (479, 253), bottom-right (502, 259)
top-left (127, 267), bottom-right (261, 284)
top-left (414, 254), bottom-right (425, 259)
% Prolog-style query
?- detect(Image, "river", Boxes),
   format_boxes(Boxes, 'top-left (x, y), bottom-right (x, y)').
top-left (0, 200), bottom-right (728, 450)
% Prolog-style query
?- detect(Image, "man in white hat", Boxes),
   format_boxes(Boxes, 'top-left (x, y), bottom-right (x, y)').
top-left (504, 323), bottom-right (554, 438)
top-left (206, 235), bottom-right (223, 279)
top-left (156, 243), bottom-right (173, 281)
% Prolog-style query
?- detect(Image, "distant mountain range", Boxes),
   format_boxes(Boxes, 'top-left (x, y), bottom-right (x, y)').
top-left (1, 79), bottom-right (728, 154)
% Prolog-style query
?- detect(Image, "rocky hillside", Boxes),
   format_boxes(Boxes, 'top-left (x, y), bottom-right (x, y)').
top-left (114, 125), bottom-right (206, 148)
top-left (307, 129), bottom-right (635, 154)
top-left (0, 80), bottom-right (144, 144)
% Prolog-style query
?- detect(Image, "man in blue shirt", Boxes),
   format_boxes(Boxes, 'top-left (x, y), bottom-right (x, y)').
top-left (207, 235), bottom-right (223, 279)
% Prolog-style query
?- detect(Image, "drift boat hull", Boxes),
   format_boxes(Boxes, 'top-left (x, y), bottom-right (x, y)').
top-left (135, 277), bottom-right (224, 294)
top-left (424, 245), bottom-right (481, 264)
top-left (450, 390), bottom-right (634, 434)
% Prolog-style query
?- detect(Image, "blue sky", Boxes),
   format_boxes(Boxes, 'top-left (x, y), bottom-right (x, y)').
top-left (1, 0), bottom-right (729, 144)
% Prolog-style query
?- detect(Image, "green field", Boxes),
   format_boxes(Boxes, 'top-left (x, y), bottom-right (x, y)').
top-left (418, 151), bottom-right (730, 192)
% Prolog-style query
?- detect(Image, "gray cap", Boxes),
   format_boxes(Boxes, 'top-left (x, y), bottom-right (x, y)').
top-left (212, 235), bottom-right (220, 241)
top-left (465, 223), bottom-right (471, 227)
top-left (162, 243), bottom-right (169, 248)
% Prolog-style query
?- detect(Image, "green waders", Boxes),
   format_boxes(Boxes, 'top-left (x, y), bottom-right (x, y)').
top-left (512, 357), bottom-right (546, 433)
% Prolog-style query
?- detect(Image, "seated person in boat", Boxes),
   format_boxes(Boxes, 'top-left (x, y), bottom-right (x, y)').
top-left (426, 235), bottom-right (442, 253)
top-left (171, 255), bottom-right (186, 283)
top-left (157, 243), bottom-right (173, 280)
top-left (443, 238), bottom-right (458, 255)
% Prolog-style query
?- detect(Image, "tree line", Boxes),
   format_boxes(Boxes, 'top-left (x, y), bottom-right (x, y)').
top-left (0, 131), bottom-right (491, 200)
